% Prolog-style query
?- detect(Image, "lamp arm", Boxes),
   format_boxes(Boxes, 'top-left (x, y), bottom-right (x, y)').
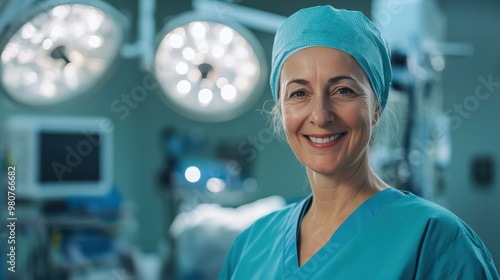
top-left (192, 0), bottom-right (286, 34)
top-left (121, 0), bottom-right (156, 70)
top-left (121, 0), bottom-right (284, 68)
top-left (421, 39), bottom-right (474, 57)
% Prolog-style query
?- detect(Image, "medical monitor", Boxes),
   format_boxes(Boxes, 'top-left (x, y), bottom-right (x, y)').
top-left (3, 115), bottom-right (113, 200)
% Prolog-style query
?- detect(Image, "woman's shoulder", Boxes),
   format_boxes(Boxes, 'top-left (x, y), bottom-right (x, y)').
top-left (395, 192), bottom-right (489, 250)
top-left (395, 193), bottom-right (499, 278)
top-left (397, 192), bottom-right (465, 225)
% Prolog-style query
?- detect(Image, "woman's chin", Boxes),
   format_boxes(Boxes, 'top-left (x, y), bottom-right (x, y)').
top-left (306, 165), bottom-right (340, 176)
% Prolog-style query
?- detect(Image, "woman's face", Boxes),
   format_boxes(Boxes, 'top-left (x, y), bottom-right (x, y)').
top-left (280, 47), bottom-right (379, 176)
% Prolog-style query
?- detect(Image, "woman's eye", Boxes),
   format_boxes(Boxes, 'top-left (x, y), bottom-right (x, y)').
top-left (290, 90), bottom-right (306, 98)
top-left (337, 87), bottom-right (354, 96)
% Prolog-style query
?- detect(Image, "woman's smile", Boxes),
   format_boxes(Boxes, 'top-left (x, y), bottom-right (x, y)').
top-left (304, 133), bottom-right (347, 148)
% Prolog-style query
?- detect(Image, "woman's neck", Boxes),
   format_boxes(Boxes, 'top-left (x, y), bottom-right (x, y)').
top-left (305, 154), bottom-right (388, 224)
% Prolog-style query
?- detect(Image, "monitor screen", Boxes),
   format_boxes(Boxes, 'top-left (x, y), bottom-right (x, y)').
top-left (39, 132), bottom-right (101, 183)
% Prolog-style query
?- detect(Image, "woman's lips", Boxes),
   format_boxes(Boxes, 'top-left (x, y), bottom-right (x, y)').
top-left (305, 133), bottom-right (346, 148)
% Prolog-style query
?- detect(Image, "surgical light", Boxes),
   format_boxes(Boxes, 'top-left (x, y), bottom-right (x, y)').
top-left (0, 0), bottom-right (127, 106)
top-left (154, 13), bottom-right (267, 122)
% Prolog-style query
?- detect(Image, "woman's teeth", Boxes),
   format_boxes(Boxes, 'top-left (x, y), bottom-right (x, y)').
top-left (308, 133), bottom-right (344, 144)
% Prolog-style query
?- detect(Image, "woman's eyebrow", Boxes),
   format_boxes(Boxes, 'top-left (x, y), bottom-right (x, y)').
top-left (328, 75), bottom-right (356, 84)
top-left (286, 79), bottom-right (309, 87)
top-left (286, 75), bottom-right (357, 87)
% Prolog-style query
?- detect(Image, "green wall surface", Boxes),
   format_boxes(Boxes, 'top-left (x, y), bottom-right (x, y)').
top-left (439, 0), bottom-right (500, 269)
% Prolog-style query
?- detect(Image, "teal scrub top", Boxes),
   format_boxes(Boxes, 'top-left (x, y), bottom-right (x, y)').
top-left (219, 188), bottom-right (499, 279)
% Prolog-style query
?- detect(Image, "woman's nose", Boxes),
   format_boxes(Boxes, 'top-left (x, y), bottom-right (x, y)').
top-left (309, 96), bottom-right (334, 127)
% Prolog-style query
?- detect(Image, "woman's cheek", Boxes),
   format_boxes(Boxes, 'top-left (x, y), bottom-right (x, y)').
top-left (282, 112), bottom-right (298, 132)
top-left (351, 100), bottom-right (372, 125)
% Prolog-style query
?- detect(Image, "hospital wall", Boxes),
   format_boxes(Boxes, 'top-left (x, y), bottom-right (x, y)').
top-left (439, 0), bottom-right (500, 269)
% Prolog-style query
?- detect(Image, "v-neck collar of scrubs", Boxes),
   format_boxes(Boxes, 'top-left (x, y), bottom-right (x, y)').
top-left (283, 187), bottom-right (405, 279)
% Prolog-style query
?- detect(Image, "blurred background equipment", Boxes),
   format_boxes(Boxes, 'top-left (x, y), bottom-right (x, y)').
top-left (370, 0), bottom-right (468, 202)
top-left (1, 116), bottom-right (137, 280)
top-left (0, 0), bottom-right (127, 105)
top-left (157, 127), bottom-right (267, 279)
top-left (3, 115), bottom-right (113, 199)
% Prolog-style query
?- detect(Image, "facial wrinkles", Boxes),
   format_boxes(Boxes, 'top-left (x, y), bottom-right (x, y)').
top-left (344, 89), bottom-right (374, 171)
top-left (282, 62), bottom-right (371, 102)
top-left (280, 47), bottom-right (379, 180)
top-left (335, 56), bottom-right (374, 161)
top-left (279, 48), bottom-right (376, 103)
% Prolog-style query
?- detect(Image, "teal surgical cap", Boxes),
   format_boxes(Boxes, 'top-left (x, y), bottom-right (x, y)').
top-left (270, 5), bottom-right (392, 111)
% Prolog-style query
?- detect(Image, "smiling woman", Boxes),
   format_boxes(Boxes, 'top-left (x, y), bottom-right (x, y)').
top-left (219, 5), bottom-right (499, 280)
